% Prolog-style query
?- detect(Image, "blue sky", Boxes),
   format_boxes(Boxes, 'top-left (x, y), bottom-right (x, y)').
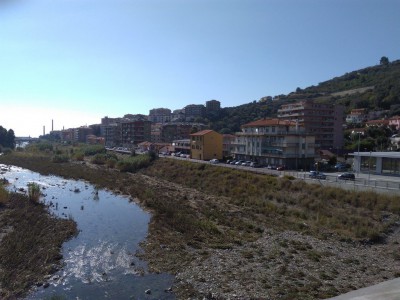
top-left (1, 0), bottom-right (399, 137)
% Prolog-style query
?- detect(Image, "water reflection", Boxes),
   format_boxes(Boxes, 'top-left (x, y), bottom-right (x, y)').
top-left (0, 164), bottom-right (175, 300)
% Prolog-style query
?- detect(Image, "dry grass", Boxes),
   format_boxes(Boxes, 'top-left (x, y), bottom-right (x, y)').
top-left (2, 150), bottom-right (400, 299)
top-left (0, 192), bottom-right (77, 299)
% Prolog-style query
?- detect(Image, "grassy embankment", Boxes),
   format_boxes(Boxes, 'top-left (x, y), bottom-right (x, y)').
top-left (0, 182), bottom-right (77, 299)
top-left (1, 144), bottom-right (400, 299)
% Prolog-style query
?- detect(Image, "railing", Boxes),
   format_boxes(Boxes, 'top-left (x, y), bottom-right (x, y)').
top-left (236, 130), bottom-right (306, 136)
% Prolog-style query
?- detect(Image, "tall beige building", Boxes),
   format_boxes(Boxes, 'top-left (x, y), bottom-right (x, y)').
top-left (277, 100), bottom-right (344, 151)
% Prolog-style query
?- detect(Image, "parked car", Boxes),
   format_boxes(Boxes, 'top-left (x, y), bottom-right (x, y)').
top-left (338, 172), bottom-right (355, 181)
top-left (276, 165), bottom-right (285, 171)
top-left (334, 163), bottom-right (349, 171)
top-left (250, 162), bottom-right (261, 168)
top-left (242, 161), bottom-right (252, 166)
top-left (210, 159), bottom-right (219, 164)
top-left (229, 160), bottom-right (237, 165)
top-left (309, 171), bottom-right (327, 180)
top-left (235, 160), bottom-right (245, 165)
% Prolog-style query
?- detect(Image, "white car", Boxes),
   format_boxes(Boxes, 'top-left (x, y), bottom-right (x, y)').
top-left (210, 159), bottom-right (219, 164)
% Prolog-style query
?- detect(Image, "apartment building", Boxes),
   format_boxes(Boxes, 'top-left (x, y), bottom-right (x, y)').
top-left (277, 100), bottom-right (344, 151)
top-left (184, 104), bottom-right (205, 121)
top-left (233, 118), bottom-right (315, 170)
top-left (149, 108), bottom-right (172, 123)
top-left (103, 123), bottom-right (121, 147)
top-left (222, 134), bottom-right (236, 158)
top-left (206, 99), bottom-right (221, 112)
top-left (190, 130), bottom-right (223, 160)
top-left (120, 120), bottom-right (151, 148)
top-left (150, 123), bottom-right (208, 143)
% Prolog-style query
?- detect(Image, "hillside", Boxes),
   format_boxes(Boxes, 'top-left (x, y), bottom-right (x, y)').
top-left (202, 58), bottom-right (400, 134)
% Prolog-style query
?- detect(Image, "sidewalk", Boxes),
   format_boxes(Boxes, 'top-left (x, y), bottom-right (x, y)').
top-left (328, 278), bottom-right (400, 300)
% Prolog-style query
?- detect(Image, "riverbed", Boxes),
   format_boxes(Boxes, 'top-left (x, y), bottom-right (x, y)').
top-left (0, 164), bottom-right (175, 299)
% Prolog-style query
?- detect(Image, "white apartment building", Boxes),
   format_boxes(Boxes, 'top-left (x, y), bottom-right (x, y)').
top-left (233, 118), bottom-right (315, 170)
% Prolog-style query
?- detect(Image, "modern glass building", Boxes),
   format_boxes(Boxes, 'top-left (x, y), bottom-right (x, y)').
top-left (351, 152), bottom-right (400, 175)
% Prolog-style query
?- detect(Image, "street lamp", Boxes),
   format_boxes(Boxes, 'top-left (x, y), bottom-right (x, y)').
top-left (352, 131), bottom-right (362, 174)
top-left (368, 151), bottom-right (372, 184)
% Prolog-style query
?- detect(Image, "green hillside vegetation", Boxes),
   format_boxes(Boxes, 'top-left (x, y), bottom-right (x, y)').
top-left (201, 58), bottom-right (400, 134)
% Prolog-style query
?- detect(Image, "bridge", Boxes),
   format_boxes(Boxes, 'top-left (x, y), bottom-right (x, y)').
top-left (15, 137), bottom-right (39, 143)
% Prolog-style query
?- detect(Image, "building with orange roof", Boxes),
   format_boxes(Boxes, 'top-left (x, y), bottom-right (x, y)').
top-left (190, 130), bottom-right (223, 160)
top-left (233, 118), bottom-right (315, 169)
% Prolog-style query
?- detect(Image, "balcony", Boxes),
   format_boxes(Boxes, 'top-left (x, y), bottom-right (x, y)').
top-left (236, 130), bottom-right (306, 136)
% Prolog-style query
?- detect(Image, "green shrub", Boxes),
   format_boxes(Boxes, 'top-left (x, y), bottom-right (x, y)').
top-left (106, 158), bottom-right (117, 168)
top-left (1, 148), bottom-right (12, 155)
top-left (72, 151), bottom-right (85, 161)
top-left (82, 145), bottom-right (106, 156)
top-left (52, 154), bottom-right (69, 163)
top-left (27, 182), bottom-right (41, 203)
top-left (0, 185), bottom-right (9, 206)
top-left (116, 154), bottom-right (152, 173)
top-left (91, 153), bottom-right (107, 165)
top-left (36, 142), bottom-right (54, 152)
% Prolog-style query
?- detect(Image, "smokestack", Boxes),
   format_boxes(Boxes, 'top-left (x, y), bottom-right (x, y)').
top-left (52, 119), bottom-right (54, 131)
top-left (43, 126), bottom-right (45, 136)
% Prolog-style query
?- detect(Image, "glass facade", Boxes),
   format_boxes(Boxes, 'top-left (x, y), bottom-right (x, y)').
top-left (382, 157), bottom-right (400, 175)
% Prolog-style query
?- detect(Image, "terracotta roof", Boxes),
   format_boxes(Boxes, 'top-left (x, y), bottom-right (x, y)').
top-left (242, 118), bottom-right (297, 127)
top-left (190, 129), bottom-right (215, 136)
top-left (366, 119), bottom-right (389, 125)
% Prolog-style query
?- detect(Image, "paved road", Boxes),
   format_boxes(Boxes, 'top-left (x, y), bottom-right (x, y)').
top-left (328, 277), bottom-right (400, 300)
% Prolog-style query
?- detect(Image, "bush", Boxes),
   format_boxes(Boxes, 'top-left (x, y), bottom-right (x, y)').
top-left (82, 145), bottom-right (106, 156)
top-left (52, 154), bottom-right (69, 163)
top-left (106, 158), bottom-right (117, 168)
top-left (116, 154), bottom-right (152, 172)
top-left (91, 153), bottom-right (107, 165)
top-left (1, 148), bottom-right (12, 155)
top-left (0, 185), bottom-right (9, 206)
top-left (72, 151), bottom-right (85, 161)
top-left (36, 142), bottom-right (54, 152)
top-left (27, 182), bottom-right (41, 203)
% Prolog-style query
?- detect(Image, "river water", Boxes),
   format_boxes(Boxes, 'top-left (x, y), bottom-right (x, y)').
top-left (0, 164), bottom-right (175, 300)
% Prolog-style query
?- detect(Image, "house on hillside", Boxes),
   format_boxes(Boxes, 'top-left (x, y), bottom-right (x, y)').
top-left (365, 119), bottom-right (389, 128)
top-left (190, 130), bottom-right (223, 160)
top-left (346, 108), bottom-right (368, 125)
top-left (389, 116), bottom-right (400, 131)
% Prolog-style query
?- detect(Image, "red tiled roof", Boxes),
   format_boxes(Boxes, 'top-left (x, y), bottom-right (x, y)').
top-left (242, 118), bottom-right (297, 127)
top-left (366, 119), bottom-right (389, 125)
top-left (190, 129), bottom-right (215, 136)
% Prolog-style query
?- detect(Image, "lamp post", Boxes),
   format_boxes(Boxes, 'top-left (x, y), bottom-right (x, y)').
top-left (357, 132), bottom-right (361, 174)
top-left (368, 151), bottom-right (371, 184)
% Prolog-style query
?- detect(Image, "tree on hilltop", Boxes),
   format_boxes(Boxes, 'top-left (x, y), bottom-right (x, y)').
top-left (380, 56), bottom-right (389, 66)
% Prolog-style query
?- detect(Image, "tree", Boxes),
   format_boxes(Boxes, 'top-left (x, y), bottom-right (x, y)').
top-left (380, 56), bottom-right (389, 66)
top-left (0, 126), bottom-right (15, 149)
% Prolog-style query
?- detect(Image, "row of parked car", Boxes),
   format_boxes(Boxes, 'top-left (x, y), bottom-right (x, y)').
top-left (224, 160), bottom-right (286, 170)
top-left (308, 171), bottom-right (355, 181)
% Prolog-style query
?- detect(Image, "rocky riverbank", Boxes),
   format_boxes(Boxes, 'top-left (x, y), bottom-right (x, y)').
top-left (1, 152), bottom-right (400, 299)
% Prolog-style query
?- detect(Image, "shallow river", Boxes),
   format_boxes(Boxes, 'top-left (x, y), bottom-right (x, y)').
top-left (0, 164), bottom-right (175, 300)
